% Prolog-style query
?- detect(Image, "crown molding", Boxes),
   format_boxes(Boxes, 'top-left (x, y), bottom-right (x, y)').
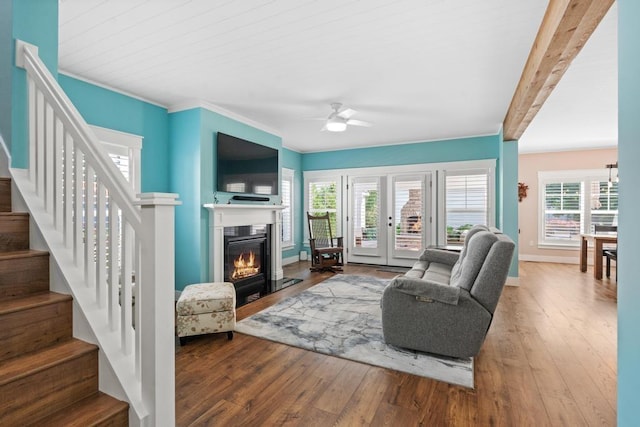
top-left (168, 100), bottom-right (282, 137)
top-left (58, 70), bottom-right (167, 108)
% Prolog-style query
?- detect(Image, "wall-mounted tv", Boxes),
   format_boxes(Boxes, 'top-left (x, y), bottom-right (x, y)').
top-left (216, 132), bottom-right (279, 196)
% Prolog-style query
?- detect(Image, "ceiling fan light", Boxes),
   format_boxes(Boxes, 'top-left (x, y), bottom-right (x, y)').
top-left (326, 119), bottom-right (347, 132)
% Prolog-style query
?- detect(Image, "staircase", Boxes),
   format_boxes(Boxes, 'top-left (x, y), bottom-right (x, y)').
top-left (0, 178), bottom-right (129, 426)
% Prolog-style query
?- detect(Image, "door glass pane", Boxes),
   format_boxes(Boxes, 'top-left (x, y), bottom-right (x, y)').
top-left (394, 179), bottom-right (423, 252)
top-left (352, 180), bottom-right (379, 248)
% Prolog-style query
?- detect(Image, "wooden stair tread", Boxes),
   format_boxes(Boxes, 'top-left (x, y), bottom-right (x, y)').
top-left (0, 212), bottom-right (29, 217)
top-left (40, 392), bottom-right (129, 427)
top-left (0, 339), bottom-right (97, 386)
top-left (0, 291), bottom-right (71, 315)
top-left (0, 249), bottom-right (48, 260)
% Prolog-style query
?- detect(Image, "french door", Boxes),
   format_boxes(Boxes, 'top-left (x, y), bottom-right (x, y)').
top-left (347, 174), bottom-right (432, 266)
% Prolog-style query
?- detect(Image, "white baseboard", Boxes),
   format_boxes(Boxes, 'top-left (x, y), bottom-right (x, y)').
top-left (506, 276), bottom-right (519, 287)
top-left (519, 254), bottom-right (581, 265)
top-left (282, 255), bottom-right (301, 266)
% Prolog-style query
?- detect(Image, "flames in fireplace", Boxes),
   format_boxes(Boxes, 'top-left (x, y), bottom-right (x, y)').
top-left (231, 251), bottom-right (260, 280)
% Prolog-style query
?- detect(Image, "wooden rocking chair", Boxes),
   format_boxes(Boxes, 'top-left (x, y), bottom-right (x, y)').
top-left (307, 212), bottom-right (344, 272)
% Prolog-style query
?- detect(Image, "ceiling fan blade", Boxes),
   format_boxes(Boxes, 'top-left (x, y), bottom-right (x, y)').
top-left (337, 108), bottom-right (357, 119)
top-left (321, 123), bottom-right (328, 131)
top-left (347, 119), bottom-right (372, 127)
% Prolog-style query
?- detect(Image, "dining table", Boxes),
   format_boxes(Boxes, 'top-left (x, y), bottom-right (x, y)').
top-left (580, 233), bottom-right (618, 279)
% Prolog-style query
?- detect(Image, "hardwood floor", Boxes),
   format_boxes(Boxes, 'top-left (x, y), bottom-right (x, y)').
top-left (175, 262), bottom-right (617, 426)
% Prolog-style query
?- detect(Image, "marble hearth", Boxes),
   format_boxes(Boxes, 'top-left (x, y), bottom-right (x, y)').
top-left (203, 204), bottom-right (285, 283)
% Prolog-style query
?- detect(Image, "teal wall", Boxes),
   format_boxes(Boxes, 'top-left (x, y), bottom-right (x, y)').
top-left (501, 140), bottom-right (519, 277)
top-left (282, 148), bottom-right (304, 260)
top-left (59, 74), bottom-right (170, 192)
top-left (169, 107), bottom-right (282, 291)
top-left (0, 0), bottom-right (12, 149)
top-left (10, 0), bottom-right (58, 168)
top-left (301, 135), bottom-right (501, 170)
top-left (617, 1), bottom-right (640, 425)
top-left (169, 109), bottom-right (203, 291)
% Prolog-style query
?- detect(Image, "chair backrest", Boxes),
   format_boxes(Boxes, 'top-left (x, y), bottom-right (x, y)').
top-left (594, 224), bottom-right (617, 234)
top-left (449, 227), bottom-right (515, 314)
top-left (307, 212), bottom-right (335, 248)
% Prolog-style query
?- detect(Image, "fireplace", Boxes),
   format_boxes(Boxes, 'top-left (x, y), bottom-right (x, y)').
top-left (224, 225), bottom-right (270, 302)
top-left (203, 204), bottom-right (286, 305)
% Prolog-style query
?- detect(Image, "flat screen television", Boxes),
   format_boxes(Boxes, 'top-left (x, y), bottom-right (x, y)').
top-left (216, 132), bottom-right (279, 196)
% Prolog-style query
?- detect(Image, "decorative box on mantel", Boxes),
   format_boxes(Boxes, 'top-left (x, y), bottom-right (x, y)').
top-left (203, 204), bottom-right (286, 283)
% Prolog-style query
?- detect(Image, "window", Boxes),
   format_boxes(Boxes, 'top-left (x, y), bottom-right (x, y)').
top-left (444, 169), bottom-right (491, 245)
top-left (281, 168), bottom-right (294, 248)
top-left (90, 125), bottom-right (142, 193)
top-left (539, 170), bottom-right (618, 247)
top-left (304, 174), bottom-right (342, 239)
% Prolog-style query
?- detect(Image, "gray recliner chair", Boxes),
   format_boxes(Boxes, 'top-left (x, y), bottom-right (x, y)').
top-left (381, 225), bottom-right (515, 358)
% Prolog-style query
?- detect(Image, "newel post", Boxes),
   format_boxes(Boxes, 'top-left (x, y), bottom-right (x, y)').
top-left (135, 193), bottom-right (180, 427)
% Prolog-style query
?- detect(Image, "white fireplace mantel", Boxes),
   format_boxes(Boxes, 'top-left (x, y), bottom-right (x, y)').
top-left (203, 204), bottom-right (286, 283)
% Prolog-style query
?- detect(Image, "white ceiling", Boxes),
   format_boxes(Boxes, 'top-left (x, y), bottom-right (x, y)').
top-left (57, 0), bottom-right (613, 154)
top-left (519, 2), bottom-right (618, 153)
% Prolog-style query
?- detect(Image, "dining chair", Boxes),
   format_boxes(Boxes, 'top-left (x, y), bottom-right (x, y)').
top-left (594, 225), bottom-right (617, 281)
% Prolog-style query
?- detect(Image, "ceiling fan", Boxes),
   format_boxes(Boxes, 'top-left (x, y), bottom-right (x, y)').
top-left (321, 103), bottom-right (372, 132)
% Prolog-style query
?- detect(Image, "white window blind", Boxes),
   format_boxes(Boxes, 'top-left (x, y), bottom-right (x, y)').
top-left (109, 153), bottom-right (130, 182)
top-left (538, 170), bottom-right (618, 247)
top-left (307, 178), bottom-right (340, 236)
top-left (590, 180), bottom-right (619, 231)
top-left (445, 170), bottom-right (489, 244)
top-left (543, 181), bottom-right (582, 242)
top-left (281, 169), bottom-right (294, 247)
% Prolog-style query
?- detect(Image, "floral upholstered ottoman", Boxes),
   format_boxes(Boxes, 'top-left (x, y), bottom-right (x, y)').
top-left (176, 282), bottom-right (236, 345)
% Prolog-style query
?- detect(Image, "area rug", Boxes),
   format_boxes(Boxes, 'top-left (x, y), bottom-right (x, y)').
top-left (235, 274), bottom-right (474, 388)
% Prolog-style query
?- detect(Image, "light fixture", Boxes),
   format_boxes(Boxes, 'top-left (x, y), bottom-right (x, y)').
top-left (326, 117), bottom-right (347, 132)
top-left (606, 161), bottom-right (618, 187)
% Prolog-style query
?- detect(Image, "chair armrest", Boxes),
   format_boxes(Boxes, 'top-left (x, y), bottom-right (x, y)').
top-left (418, 248), bottom-right (460, 266)
top-left (388, 276), bottom-right (460, 305)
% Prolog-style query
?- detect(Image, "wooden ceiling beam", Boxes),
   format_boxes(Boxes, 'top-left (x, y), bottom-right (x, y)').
top-left (503, 0), bottom-right (614, 141)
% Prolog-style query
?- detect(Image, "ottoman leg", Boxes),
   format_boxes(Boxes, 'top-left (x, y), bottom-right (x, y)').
top-left (179, 337), bottom-right (187, 346)
top-left (227, 331), bottom-right (234, 340)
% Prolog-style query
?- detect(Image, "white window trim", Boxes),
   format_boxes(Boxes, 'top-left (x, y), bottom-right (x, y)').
top-left (90, 125), bottom-right (142, 193)
top-left (440, 167), bottom-right (495, 246)
top-left (281, 168), bottom-right (294, 249)
top-left (303, 172), bottom-right (344, 245)
top-left (538, 169), bottom-right (616, 249)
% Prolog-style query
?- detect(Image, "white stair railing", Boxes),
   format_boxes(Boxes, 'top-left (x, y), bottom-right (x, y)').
top-left (14, 40), bottom-right (177, 427)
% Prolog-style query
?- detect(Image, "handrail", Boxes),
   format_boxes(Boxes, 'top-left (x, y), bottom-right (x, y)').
top-left (14, 40), bottom-right (176, 427)
top-left (20, 43), bottom-right (142, 232)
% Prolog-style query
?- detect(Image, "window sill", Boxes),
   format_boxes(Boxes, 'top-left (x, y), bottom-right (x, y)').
top-left (282, 244), bottom-right (295, 250)
top-left (537, 243), bottom-right (580, 251)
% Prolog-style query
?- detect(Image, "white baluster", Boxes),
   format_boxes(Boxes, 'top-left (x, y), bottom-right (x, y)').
top-left (135, 236), bottom-right (142, 380)
top-left (85, 165), bottom-right (96, 288)
top-left (36, 90), bottom-right (45, 196)
top-left (108, 198), bottom-right (120, 332)
top-left (54, 118), bottom-right (64, 231)
top-left (28, 77), bottom-right (36, 183)
top-left (120, 220), bottom-right (133, 355)
top-left (63, 133), bottom-right (73, 247)
top-left (96, 182), bottom-right (107, 308)
top-left (44, 103), bottom-right (54, 213)
top-left (74, 148), bottom-right (85, 271)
